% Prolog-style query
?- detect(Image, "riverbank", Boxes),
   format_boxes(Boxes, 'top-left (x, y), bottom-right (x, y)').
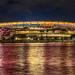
top-left (0, 42), bottom-right (75, 46)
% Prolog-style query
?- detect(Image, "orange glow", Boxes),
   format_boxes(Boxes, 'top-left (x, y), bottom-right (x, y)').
top-left (0, 21), bottom-right (75, 27)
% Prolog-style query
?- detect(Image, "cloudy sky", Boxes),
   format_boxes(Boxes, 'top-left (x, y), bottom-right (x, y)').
top-left (0, 0), bottom-right (75, 22)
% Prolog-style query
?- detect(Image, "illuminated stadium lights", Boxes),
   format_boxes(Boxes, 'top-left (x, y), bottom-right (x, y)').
top-left (0, 21), bottom-right (75, 26)
top-left (0, 21), bottom-right (75, 43)
top-left (0, 21), bottom-right (75, 31)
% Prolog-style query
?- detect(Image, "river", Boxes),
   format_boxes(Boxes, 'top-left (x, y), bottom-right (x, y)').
top-left (0, 43), bottom-right (75, 75)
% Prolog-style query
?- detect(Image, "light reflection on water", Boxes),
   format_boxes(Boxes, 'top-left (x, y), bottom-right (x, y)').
top-left (0, 43), bottom-right (74, 75)
top-left (28, 44), bottom-right (45, 75)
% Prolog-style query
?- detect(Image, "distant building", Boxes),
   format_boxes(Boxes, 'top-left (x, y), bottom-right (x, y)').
top-left (0, 21), bottom-right (75, 42)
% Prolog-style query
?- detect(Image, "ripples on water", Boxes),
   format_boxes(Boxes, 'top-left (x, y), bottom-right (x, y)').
top-left (0, 43), bottom-right (75, 75)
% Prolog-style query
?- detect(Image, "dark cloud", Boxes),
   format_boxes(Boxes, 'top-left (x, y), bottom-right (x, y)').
top-left (0, 0), bottom-right (75, 22)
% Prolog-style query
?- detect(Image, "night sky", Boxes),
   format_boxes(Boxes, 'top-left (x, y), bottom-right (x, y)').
top-left (0, 0), bottom-right (75, 22)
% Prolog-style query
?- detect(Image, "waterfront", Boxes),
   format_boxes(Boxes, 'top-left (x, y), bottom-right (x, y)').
top-left (0, 43), bottom-right (75, 75)
top-left (0, 21), bottom-right (75, 43)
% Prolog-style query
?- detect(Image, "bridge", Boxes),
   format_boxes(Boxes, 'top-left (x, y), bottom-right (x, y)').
top-left (0, 21), bottom-right (75, 42)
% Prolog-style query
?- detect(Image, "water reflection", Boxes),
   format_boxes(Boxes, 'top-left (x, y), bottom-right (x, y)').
top-left (0, 43), bottom-right (74, 75)
top-left (60, 46), bottom-right (74, 75)
top-left (44, 45), bottom-right (61, 75)
top-left (28, 44), bottom-right (45, 75)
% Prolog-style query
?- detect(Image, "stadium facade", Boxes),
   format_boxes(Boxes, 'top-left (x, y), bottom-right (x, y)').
top-left (0, 21), bottom-right (75, 43)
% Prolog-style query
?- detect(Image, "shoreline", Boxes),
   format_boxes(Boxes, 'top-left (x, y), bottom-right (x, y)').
top-left (0, 42), bottom-right (75, 46)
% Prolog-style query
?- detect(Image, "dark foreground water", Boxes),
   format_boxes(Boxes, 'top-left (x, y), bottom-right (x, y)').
top-left (0, 43), bottom-right (75, 75)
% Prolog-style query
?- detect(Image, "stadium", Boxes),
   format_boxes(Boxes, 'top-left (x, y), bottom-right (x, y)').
top-left (0, 21), bottom-right (75, 43)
